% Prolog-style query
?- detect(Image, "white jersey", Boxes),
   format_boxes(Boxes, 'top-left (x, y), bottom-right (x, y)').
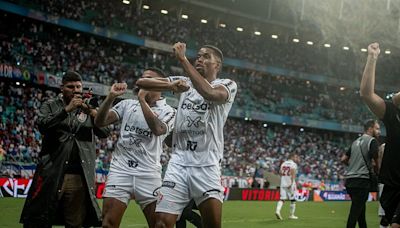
top-left (110, 98), bottom-right (176, 177)
top-left (168, 76), bottom-right (237, 167)
top-left (280, 160), bottom-right (298, 188)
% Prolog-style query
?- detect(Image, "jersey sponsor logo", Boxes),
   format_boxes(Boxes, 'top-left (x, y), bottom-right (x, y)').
top-left (162, 181), bottom-right (176, 189)
top-left (180, 130), bottom-right (205, 136)
top-left (186, 116), bottom-right (201, 128)
top-left (128, 137), bottom-right (142, 147)
top-left (124, 124), bottom-right (152, 137)
top-left (128, 159), bottom-right (139, 168)
top-left (181, 102), bottom-right (210, 111)
top-left (186, 140), bottom-right (198, 151)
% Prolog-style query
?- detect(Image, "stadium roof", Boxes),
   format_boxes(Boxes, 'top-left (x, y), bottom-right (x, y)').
top-left (147, 0), bottom-right (400, 50)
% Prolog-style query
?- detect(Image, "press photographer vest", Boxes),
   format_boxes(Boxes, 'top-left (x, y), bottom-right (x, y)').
top-left (345, 134), bottom-right (374, 179)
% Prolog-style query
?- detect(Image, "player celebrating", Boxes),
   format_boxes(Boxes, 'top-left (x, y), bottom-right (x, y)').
top-left (275, 153), bottom-right (300, 220)
top-left (94, 68), bottom-right (176, 228)
top-left (136, 42), bottom-right (237, 228)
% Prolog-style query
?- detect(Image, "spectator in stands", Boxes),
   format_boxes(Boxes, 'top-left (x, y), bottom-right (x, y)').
top-left (20, 71), bottom-right (110, 228)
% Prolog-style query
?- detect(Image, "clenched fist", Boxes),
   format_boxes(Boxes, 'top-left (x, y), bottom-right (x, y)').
top-left (109, 82), bottom-right (127, 98)
top-left (368, 42), bottom-right (380, 60)
top-left (173, 42), bottom-right (187, 62)
top-left (171, 79), bottom-right (190, 93)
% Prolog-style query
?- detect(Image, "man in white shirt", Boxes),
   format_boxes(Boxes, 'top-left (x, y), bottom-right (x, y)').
top-left (275, 153), bottom-right (300, 220)
top-left (95, 68), bottom-right (176, 228)
top-left (136, 42), bottom-right (237, 228)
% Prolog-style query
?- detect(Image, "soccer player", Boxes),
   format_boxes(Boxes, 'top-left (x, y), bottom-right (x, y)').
top-left (275, 153), bottom-right (300, 220)
top-left (136, 42), bottom-right (237, 228)
top-left (360, 42), bottom-right (400, 228)
top-left (94, 68), bottom-right (176, 228)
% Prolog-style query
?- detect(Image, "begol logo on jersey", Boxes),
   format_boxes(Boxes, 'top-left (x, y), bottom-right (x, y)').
top-left (186, 116), bottom-right (201, 127)
top-left (124, 124), bottom-right (152, 137)
top-left (181, 102), bottom-right (210, 111)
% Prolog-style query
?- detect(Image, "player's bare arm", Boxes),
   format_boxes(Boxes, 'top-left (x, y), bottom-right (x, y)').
top-left (95, 82), bottom-right (127, 127)
top-left (136, 77), bottom-right (189, 93)
top-left (360, 42), bottom-right (386, 119)
top-left (137, 89), bottom-right (168, 136)
top-left (173, 42), bottom-right (229, 103)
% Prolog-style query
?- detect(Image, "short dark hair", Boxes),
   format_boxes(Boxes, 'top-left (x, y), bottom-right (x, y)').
top-left (363, 119), bottom-right (377, 132)
top-left (202, 45), bottom-right (224, 62)
top-left (62, 71), bottom-right (82, 84)
top-left (289, 152), bottom-right (298, 159)
top-left (144, 67), bottom-right (166, 78)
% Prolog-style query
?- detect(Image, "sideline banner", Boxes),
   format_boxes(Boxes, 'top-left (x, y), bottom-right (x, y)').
top-left (313, 190), bottom-right (377, 202)
top-left (225, 188), bottom-right (311, 201)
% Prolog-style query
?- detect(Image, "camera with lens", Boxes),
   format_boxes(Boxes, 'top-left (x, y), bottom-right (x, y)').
top-left (74, 88), bottom-right (99, 109)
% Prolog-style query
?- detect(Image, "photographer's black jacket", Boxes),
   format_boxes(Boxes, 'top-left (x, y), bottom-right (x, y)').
top-left (20, 96), bottom-right (110, 226)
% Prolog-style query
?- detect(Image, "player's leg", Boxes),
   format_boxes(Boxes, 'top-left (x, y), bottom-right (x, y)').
top-left (276, 187), bottom-right (287, 220)
top-left (288, 186), bottom-right (298, 219)
top-left (191, 165), bottom-right (224, 228)
top-left (289, 200), bottom-right (298, 219)
top-left (142, 201), bottom-right (157, 228)
top-left (102, 197), bottom-right (128, 228)
top-left (155, 212), bottom-right (179, 228)
top-left (135, 176), bottom-right (162, 228)
top-left (198, 198), bottom-right (222, 228)
top-left (102, 173), bottom-right (132, 228)
top-left (155, 163), bottom-right (190, 228)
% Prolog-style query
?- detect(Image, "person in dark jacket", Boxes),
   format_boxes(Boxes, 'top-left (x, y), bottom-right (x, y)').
top-left (20, 71), bottom-right (110, 228)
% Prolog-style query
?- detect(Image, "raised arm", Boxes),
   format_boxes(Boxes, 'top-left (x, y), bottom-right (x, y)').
top-left (136, 77), bottom-right (189, 93)
top-left (94, 83), bottom-right (127, 127)
top-left (137, 89), bottom-right (168, 136)
top-left (173, 42), bottom-right (229, 103)
top-left (360, 42), bottom-right (386, 119)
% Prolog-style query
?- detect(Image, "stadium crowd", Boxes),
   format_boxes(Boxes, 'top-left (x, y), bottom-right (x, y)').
top-left (0, 82), bottom-right (352, 184)
top-left (0, 13), bottom-right (378, 125)
top-left (7, 0), bottom-right (400, 85)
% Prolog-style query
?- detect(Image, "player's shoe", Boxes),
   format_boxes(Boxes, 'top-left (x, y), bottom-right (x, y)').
top-left (288, 215), bottom-right (298, 219)
top-left (275, 212), bottom-right (283, 220)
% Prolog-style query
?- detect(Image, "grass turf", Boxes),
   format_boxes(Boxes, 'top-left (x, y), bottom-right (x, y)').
top-left (0, 198), bottom-right (379, 227)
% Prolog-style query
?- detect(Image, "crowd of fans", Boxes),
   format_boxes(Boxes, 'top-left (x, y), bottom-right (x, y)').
top-left (223, 118), bottom-right (352, 182)
top-left (1, 82), bottom-right (355, 183)
top-left (7, 0), bottom-right (400, 85)
top-left (0, 3), bottom-right (389, 186)
top-left (0, 13), bottom-right (379, 125)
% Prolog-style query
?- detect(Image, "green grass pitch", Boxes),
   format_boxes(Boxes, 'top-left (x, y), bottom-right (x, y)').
top-left (0, 198), bottom-right (380, 227)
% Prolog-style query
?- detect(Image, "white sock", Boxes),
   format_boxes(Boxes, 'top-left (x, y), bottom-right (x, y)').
top-left (290, 202), bottom-right (296, 216)
top-left (276, 200), bottom-right (284, 213)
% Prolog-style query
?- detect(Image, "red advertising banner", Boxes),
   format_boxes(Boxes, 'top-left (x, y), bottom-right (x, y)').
top-left (0, 178), bottom-right (32, 198)
top-left (225, 188), bottom-right (310, 201)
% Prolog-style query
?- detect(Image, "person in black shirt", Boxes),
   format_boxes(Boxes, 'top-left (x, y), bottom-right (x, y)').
top-left (360, 42), bottom-right (400, 228)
